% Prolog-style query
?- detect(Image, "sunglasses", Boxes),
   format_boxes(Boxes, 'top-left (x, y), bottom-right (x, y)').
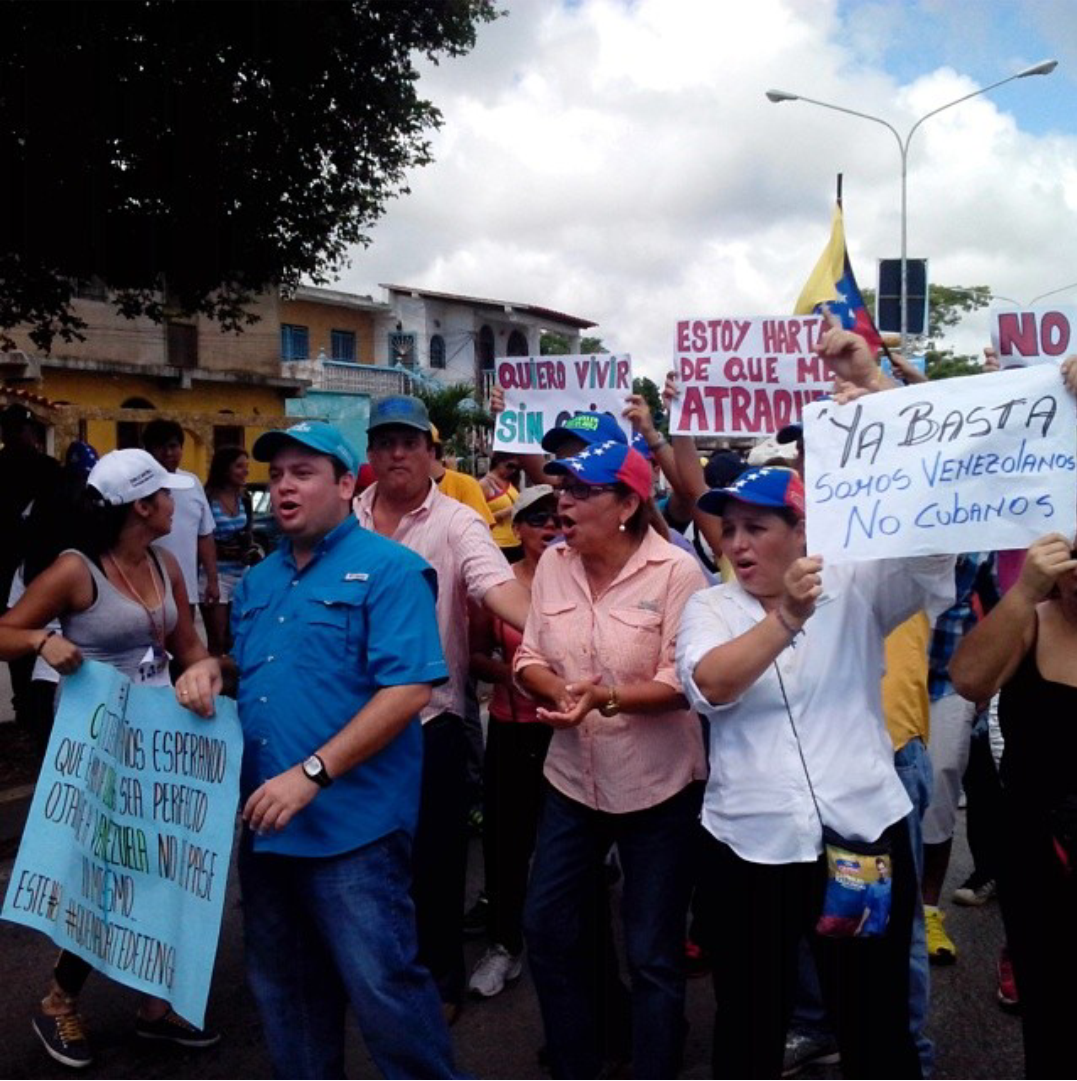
top-left (556, 481), bottom-right (617, 501)
top-left (517, 509), bottom-right (561, 529)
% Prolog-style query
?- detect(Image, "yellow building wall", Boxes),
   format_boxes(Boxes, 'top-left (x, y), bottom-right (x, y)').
top-left (278, 299), bottom-right (378, 365)
top-left (40, 369), bottom-right (297, 483)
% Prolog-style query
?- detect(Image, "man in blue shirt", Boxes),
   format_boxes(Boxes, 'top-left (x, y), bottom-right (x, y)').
top-left (178, 421), bottom-right (460, 1078)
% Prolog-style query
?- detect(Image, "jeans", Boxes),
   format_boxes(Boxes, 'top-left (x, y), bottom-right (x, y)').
top-left (240, 830), bottom-right (461, 1080)
top-left (893, 736), bottom-right (934, 1077)
top-left (524, 782), bottom-right (701, 1079)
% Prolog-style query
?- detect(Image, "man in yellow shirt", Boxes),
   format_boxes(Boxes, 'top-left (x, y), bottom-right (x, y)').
top-left (429, 424), bottom-right (495, 526)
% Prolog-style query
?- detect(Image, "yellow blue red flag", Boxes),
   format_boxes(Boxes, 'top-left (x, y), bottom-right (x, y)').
top-left (794, 204), bottom-right (882, 351)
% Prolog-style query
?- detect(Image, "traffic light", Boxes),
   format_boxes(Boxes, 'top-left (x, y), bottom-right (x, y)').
top-left (876, 259), bottom-right (929, 335)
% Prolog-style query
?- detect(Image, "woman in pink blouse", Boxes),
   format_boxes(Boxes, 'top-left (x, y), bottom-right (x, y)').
top-left (515, 438), bottom-right (707, 1079)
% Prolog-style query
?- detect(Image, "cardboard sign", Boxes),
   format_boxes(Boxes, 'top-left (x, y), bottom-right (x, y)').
top-left (669, 315), bottom-right (833, 437)
top-left (992, 306), bottom-right (1077, 367)
top-left (493, 354), bottom-right (633, 453)
top-left (2, 662), bottom-right (242, 1025)
top-left (804, 365), bottom-right (1077, 563)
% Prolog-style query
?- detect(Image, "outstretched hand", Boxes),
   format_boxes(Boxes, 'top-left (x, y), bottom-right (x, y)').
top-left (536, 679), bottom-right (605, 728)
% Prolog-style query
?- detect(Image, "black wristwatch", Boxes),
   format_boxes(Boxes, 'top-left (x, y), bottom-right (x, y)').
top-left (301, 754), bottom-right (332, 788)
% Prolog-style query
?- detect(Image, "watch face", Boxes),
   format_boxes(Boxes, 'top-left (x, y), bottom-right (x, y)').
top-left (302, 756), bottom-right (321, 779)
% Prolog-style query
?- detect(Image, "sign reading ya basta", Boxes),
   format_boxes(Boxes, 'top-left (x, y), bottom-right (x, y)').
top-left (804, 365), bottom-right (1077, 563)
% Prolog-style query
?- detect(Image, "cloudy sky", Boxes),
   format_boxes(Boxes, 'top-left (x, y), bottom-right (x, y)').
top-left (338, 0), bottom-right (1077, 381)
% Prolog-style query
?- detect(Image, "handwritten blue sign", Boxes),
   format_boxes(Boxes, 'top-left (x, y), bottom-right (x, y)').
top-left (804, 365), bottom-right (1077, 563)
top-left (2, 661), bottom-right (242, 1026)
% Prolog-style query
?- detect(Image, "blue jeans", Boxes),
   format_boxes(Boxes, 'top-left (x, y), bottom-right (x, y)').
top-left (239, 830), bottom-right (462, 1079)
top-left (893, 736), bottom-right (934, 1077)
top-left (524, 783), bottom-right (701, 1079)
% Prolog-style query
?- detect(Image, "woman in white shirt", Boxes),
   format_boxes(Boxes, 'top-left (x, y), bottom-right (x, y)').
top-left (675, 462), bottom-right (952, 1079)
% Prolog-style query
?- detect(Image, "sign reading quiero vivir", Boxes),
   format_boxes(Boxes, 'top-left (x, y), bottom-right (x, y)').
top-left (2, 661), bottom-right (241, 1026)
top-left (493, 354), bottom-right (633, 453)
top-left (803, 365), bottom-right (1077, 564)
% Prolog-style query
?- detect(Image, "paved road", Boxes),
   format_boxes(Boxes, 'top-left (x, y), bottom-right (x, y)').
top-left (0, 807), bottom-right (1024, 1080)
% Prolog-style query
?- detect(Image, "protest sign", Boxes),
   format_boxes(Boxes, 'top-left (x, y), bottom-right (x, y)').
top-left (991, 306), bottom-right (1077, 367)
top-left (493, 353), bottom-right (633, 453)
top-left (804, 365), bottom-right (1077, 563)
top-left (669, 315), bottom-right (833, 437)
top-left (2, 661), bottom-right (241, 1026)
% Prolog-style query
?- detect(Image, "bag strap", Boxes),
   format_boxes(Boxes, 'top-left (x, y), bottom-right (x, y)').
top-left (773, 661), bottom-right (825, 834)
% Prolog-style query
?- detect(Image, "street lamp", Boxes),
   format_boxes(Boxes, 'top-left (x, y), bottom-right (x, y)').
top-left (766, 60), bottom-right (1058, 356)
top-left (988, 283), bottom-right (1077, 307)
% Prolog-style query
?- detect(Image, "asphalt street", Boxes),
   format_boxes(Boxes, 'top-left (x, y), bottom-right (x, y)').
top-left (0, 662), bottom-right (1024, 1079)
top-left (0, 809), bottom-right (1024, 1080)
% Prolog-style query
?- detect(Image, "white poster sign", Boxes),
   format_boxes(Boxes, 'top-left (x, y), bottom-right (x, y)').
top-left (492, 354), bottom-right (633, 453)
top-left (669, 315), bottom-right (833, 437)
top-left (991, 306), bottom-right (1077, 367)
top-left (804, 366), bottom-right (1077, 563)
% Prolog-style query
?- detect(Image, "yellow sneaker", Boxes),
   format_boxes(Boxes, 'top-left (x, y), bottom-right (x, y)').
top-left (925, 905), bottom-right (957, 964)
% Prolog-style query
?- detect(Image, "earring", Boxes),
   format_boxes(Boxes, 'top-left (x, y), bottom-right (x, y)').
top-left (618, 522), bottom-right (626, 532)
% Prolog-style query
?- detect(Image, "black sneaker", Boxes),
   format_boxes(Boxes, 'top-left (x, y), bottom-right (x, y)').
top-left (463, 892), bottom-right (489, 937)
top-left (33, 1011), bottom-right (93, 1069)
top-left (135, 1011), bottom-right (221, 1048)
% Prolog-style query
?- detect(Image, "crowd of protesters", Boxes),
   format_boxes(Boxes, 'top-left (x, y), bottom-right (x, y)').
top-left (1, 315), bottom-right (1076, 1080)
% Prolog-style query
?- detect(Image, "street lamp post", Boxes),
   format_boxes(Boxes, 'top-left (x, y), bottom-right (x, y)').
top-left (766, 60), bottom-right (1058, 357)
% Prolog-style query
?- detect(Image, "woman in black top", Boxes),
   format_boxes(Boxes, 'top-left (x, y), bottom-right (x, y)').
top-left (951, 530), bottom-right (1077, 1078)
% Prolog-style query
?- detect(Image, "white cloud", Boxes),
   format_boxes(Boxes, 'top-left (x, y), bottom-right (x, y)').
top-left (338, 0), bottom-right (1077, 380)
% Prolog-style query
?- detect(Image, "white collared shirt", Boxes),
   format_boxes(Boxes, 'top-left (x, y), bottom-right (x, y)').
top-left (676, 555), bottom-right (954, 865)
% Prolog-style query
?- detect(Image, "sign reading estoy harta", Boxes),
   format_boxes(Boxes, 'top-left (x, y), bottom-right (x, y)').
top-left (669, 315), bottom-right (833, 437)
top-left (803, 365), bottom-right (1077, 564)
top-left (2, 661), bottom-right (242, 1027)
top-left (493, 354), bottom-right (633, 453)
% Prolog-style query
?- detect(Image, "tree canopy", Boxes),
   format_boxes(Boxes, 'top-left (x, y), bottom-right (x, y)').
top-left (540, 332), bottom-right (606, 355)
top-left (0, 0), bottom-right (498, 351)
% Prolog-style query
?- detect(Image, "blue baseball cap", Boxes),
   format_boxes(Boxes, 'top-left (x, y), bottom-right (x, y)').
top-left (545, 439), bottom-right (653, 501)
top-left (697, 466), bottom-right (805, 518)
top-left (541, 411), bottom-right (627, 455)
top-left (253, 421), bottom-right (360, 474)
top-left (367, 395), bottom-right (432, 434)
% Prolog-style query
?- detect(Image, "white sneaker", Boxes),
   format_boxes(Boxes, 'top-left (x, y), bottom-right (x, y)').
top-left (468, 944), bottom-right (523, 998)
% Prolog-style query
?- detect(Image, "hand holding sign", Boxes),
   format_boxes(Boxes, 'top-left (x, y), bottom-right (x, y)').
top-left (1014, 533), bottom-right (1077, 604)
top-left (39, 632), bottom-right (83, 675)
top-left (814, 307), bottom-right (880, 391)
top-left (174, 657), bottom-right (223, 719)
top-left (782, 556), bottom-right (824, 627)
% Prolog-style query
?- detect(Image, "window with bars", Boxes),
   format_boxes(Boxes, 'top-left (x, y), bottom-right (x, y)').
top-left (388, 331), bottom-right (417, 368)
top-left (330, 329), bottom-right (356, 362)
top-left (281, 323), bottom-right (310, 361)
top-left (429, 334), bottom-right (446, 368)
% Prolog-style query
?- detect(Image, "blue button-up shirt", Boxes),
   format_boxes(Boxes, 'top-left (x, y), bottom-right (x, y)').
top-left (231, 516), bottom-right (447, 857)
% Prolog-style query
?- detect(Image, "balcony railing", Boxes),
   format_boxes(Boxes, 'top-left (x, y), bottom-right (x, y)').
top-left (284, 359), bottom-right (415, 397)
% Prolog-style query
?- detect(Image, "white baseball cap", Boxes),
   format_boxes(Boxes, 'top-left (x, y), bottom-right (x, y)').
top-left (87, 449), bottom-right (194, 506)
